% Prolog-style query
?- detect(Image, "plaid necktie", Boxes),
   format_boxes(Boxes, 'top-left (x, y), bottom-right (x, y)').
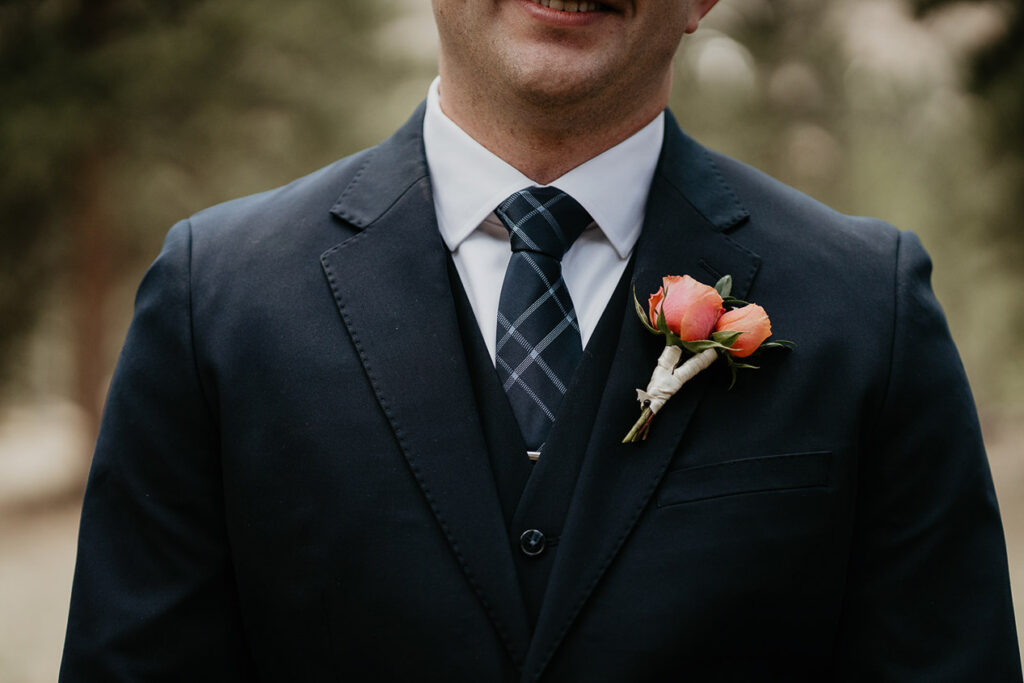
top-left (494, 187), bottom-right (592, 456)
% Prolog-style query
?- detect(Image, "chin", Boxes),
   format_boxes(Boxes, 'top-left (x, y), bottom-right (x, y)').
top-left (504, 57), bottom-right (612, 108)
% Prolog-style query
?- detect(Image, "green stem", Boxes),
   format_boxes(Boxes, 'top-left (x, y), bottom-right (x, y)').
top-left (622, 406), bottom-right (653, 443)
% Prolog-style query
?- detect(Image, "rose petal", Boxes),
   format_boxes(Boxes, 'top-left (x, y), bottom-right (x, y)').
top-left (658, 275), bottom-right (724, 341)
top-left (716, 304), bottom-right (771, 357)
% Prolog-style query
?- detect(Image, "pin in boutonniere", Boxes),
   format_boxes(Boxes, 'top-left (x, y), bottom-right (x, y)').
top-left (622, 274), bottom-right (793, 443)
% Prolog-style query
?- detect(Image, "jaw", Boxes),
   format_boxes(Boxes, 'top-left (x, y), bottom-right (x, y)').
top-left (433, 0), bottom-right (681, 180)
top-left (440, 0), bottom-right (665, 121)
top-left (435, 0), bottom-right (676, 136)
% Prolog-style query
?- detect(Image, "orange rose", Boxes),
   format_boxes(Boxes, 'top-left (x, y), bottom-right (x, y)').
top-left (648, 275), bottom-right (724, 341)
top-left (715, 304), bottom-right (772, 358)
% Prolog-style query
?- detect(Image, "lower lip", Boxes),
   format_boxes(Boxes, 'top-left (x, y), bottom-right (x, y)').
top-left (517, 0), bottom-right (610, 27)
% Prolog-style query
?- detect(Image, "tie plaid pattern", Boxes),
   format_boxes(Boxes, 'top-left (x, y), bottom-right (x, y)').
top-left (494, 187), bottom-right (592, 453)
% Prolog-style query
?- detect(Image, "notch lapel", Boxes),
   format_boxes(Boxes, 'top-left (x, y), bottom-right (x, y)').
top-left (320, 106), bottom-right (532, 666)
top-left (522, 115), bottom-right (761, 681)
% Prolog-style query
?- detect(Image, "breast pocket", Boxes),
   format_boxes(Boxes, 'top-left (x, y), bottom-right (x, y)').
top-left (657, 451), bottom-right (833, 508)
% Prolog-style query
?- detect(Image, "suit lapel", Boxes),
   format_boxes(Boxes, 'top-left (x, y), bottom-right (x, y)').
top-left (320, 105), bottom-right (532, 666)
top-left (521, 114), bottom-right (761, 681)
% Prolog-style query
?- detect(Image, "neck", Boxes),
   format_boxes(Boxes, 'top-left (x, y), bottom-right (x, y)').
top-left (437, 69), bottom-right (670, 185)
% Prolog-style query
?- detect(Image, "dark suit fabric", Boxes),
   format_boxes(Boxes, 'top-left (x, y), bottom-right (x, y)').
top-left (61, 104), bottom-right (1021, 682)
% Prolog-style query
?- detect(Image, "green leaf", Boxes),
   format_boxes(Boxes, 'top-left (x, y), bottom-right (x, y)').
top-left (711, 330), bottom-right (742, 349)
top-left (727, 361), bottom-right (739, 390)
top-left (676, 339), bottom-right (720, 353)
top-left (714, 274), bottom-right (733, 298)
top-left (723, 353), bottom-right (761, 390)
top-left (722, 296), bottom-right (751, 308)
top-left (655, 305), bottom-right (689, 348)
top-left (664, 329), bottom-right (685, 348)
top-left (632, 285), bottom-right (659, 334)
top-left (656, 303), bottom-right (670, 336)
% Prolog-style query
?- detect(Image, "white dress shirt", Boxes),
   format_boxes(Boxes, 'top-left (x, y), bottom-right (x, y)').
top-left (423, 77), bottom-right (663, 362)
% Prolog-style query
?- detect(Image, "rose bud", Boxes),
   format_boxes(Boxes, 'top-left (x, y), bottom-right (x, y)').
top-left (648, 275), bottom-right (724, 341)
top-left (715, 304), bottom-right (772, 358)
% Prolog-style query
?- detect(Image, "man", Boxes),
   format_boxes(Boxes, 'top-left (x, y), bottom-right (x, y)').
top-left (61, 0), bottom-right (1021, 680)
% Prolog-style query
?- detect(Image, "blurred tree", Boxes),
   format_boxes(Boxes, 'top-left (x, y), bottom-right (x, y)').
top-left (913, 0), bottom-right (1024, 233)
top-left (912, 0), bottom-right (1024, 400)
top-left (669, 0), bottom-right (1024, 403)
top-left (0, 0), bottom-right (424, 443)
top-left (915, 0), bottom-right (1024, 109)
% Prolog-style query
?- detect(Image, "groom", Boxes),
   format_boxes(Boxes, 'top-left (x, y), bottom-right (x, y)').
top-left (61, 0), bottom-right (1021, 680)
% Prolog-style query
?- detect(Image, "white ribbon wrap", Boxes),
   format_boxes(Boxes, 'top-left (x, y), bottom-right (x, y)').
top-left (636, 346), bottom-right (718, 414)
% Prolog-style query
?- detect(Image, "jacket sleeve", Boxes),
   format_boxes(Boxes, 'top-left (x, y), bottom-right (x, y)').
top-left (60, 220), bottom-right (253, 680)
top-left (833, 231), bottom-right (1022, 680)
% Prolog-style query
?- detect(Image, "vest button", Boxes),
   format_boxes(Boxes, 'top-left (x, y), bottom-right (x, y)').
top-left (520, 529), bottom-right (546, 557)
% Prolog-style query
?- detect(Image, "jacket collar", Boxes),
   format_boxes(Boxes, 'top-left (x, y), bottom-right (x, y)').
top-left (329, 107), bottom-right (748, 236)
top-left (657, 110), bottom-right (750, 234)
top-left (329, 102), bottom-right (432, 230)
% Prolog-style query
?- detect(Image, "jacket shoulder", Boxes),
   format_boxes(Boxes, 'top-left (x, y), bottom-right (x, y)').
top-left (709, 149), bottom-right (900, 266)
top-left (185, 147), bottom-right (375, 246)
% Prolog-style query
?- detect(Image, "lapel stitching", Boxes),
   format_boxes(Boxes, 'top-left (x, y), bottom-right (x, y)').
top-left (322, 109), bottom-right (534, 665)
top-left (321, 198), bottom-right (533, 667)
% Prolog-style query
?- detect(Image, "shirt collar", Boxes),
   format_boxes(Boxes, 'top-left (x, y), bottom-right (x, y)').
top-left (423, 76), bottom-right (663, 259)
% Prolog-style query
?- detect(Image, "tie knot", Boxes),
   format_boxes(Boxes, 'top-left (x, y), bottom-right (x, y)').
top-left (495, 187), bottom-right (592, 260)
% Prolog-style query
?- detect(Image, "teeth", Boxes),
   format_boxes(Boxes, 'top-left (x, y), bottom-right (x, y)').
top-left (534, 0), bottom-right (600, 11)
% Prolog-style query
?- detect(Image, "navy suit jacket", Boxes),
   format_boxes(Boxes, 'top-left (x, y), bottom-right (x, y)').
top-left (61, 105), bottom-right (1021, 681)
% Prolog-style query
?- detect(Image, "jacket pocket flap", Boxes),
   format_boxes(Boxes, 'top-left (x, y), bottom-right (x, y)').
top-left (657, 451), bottom-right (833, 508)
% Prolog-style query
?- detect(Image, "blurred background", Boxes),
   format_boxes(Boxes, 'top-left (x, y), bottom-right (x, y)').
top-left (1, 0), bottom-right (1021, 678)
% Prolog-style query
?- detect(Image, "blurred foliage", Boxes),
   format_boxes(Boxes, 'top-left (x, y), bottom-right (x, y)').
top-left (0, 0), bottom-right (431, 403)
top-left (669, 0), bottom-right (1024, 404)
top-left (914, 0), bottom-right (1024, 246)
top-left (916, 0), bottom-right (1024, 97)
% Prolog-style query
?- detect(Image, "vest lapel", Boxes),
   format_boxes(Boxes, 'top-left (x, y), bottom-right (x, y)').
top-left (509, 262), bottom-right (633, 626)
top-left (447, 256), bottom-right (532, 526)
top-left (448, 252), bottom-right (637, 630)
top-left (521, 114), bottom-right (762, 681)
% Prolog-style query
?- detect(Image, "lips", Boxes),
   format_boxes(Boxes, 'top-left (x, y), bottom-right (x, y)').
top-left (529, 0), bottom-right (602, 11)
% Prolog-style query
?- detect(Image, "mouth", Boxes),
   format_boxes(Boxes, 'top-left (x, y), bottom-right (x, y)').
top-left (528, 0), bottom-right (605, 12)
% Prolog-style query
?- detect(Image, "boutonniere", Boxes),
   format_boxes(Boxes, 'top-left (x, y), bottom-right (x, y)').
top-left (622, 274), bottom-right (794, 443)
